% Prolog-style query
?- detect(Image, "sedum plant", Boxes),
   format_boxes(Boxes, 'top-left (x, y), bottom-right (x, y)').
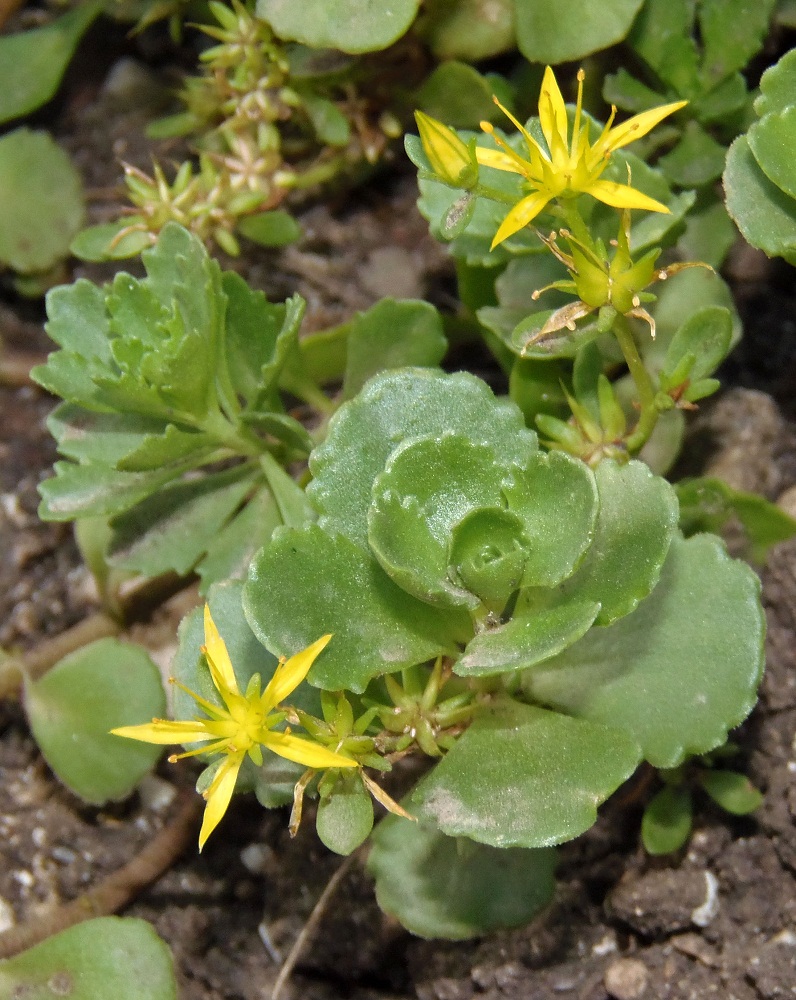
top-left (24, 59), bottom-right (782, 948)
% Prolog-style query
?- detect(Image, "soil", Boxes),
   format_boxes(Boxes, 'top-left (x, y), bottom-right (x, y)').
top-left (1, 17), bottom-right (796, 1000)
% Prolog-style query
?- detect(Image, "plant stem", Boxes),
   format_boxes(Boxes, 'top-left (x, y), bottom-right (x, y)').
top-left (612, 313), bottom-right (659, 453)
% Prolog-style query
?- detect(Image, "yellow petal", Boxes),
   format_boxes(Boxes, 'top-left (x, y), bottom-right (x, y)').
top-left (202, 604), bottom-right (239, 696)
top-left (475, 147), bottom-right (526, 174)
top-left (538, 66), bottom-right (568, 159)
top-left (491, 191), bottom-right (551, 249)
top-left (198, 750), bottom-right (244, 851)
top-left (261, 634), bottom-right (331, 712)
top-left (586, 179), bottom-right (670, 214)
top-left (262, 730), bottom-right (357, 769)
top-left (600, 100), bottom-right (688, 154)
top-left (111, 719), bottom-right (213, 745)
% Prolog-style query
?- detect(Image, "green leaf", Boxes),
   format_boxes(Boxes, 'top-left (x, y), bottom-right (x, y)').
top-left (342, 299), bottom-right (448, 401)
top-left (698, 0), bottom-right (776, 87)
top-left (0, 917), bottom-right (177, 1000)
top-left (308, 368), bottom-right (536, 549)
top-left (525, 534), bottom-right (765, 768)
top-left (754, 47), bottom-right (796, 117)
top-left (748, 107), bottom-right (796, 201)
top-left (411, 700), bottom-right (640, 847)
top-left (698, 769), bottom-right (764, 815)
top-left (237, 210), bottom-right (302, 247)
top-left (663, 306), bottom-right (733, 381)
top-left (368, 436), bottom-right (507, 609)
top-left (515, 0), bottom-right (644, 63)
top-left (504, 451), bottom-right (599, 587)
top-left (38, 461), bottom-right (182, 521)
top-left (46, 405), bottom-right (167, 466)
top-left (259, 451), bottom-right (314, 528)
top-left (0, 3), bottom-right (102, 124)
top-left (244, 524), bottom-right (470, 693)
top-left (24, 639), bottom-right (165, 804)
top-left (676, 477), bottom-right (796, 562)
top-left (0, 129), bottom-right (84, 274)
top-left (197, 485), bottom-right (282, 592)
top-left (255, 0), bottom-right (420, 52)
top-left (627, 0), bottom-right (699, 96)
top-left (108, 466), bottom-right (259, 576)
top-left (603, 69), bottom-right (667, 113)
top-left (70, 222), bottom-right (152, 262)
top-left (299, 93), bottom-right (351, 146)
top-left (117, 423), bottom-right (215, 472)
top-left (414, 62), bottom-right (506, 128)
top-left (561, 461), bottom-right (679, 626)
top-left (368, 816), bottom-right (557, 939)
top-left (641, 785), bottom-right (693, 855)
top-left (658, 122), bottom-right (727, 188)
top-left (724, 136), bottom-right (796, 264)
top-left (416, 0), bottom-right (515, 60)
top-left (316, 771), bottom-right (374, 854)
top-left (456, 596), bottom-right (601, 677)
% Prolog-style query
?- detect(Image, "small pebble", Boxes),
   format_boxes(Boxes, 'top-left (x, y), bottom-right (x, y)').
top-left (0, 896), bottom-right (16, 933)
top-left (604, 957), bottom-right (648, 1000)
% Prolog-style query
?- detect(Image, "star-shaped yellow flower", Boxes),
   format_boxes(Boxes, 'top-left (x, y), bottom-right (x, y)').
top-left (113, 605), bottom-right (356, 849)
top-left (476, 67), bottom-right (687, 248)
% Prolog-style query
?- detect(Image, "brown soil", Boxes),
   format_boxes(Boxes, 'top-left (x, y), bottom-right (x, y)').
top-left (1, 22), bottom-right (796, 1000)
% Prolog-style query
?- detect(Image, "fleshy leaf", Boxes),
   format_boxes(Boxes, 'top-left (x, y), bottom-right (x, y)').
top-left (309, 368), bottom-right (536, 549)
top-left (515, 0), bottom-right (644, 65)
top-left (255, 0), bottom-right (420, 52)
top-left (368, 435), bottom-right (508, 608)
top-left (642, 785), bottom-right (693, 855)
top-left (316, 772), bottom-right (374, 855)
top-left (342, 299), bottom-right (447, 401)
top-left (0, 917), bottom-right (177, 1000)
top-left (24, 639), bottom-right (165, 804)
top-left (0, 129), bottom-right (84, 274)
top-left (560, 461), bottom-right (679, 625)
top-left (244, 524), bottom-right (471, 693)
top-left (411, 700), bottom-right (640, 847)
top-left (197, 485), bottom-right (282, 592)
top-left (698, 770), bottom-right (764, 815)
top-left (663, 307), bottom-right (733, 382)
top-left (747, 106), bottom-right (796, 202)
top-left (368, 816), bottom-right (557, 939)
top-left (525, 534), bottom-right (765, 768)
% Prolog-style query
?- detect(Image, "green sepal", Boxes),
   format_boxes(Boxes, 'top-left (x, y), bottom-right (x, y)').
top-left (641, 785), bottom-right (693, 855)
top-left (525, 534), bottom-right (765, 768)
top-left (410, 700), bottom-right (641, 847)
top-left (24, 639), bottom-right (165, 804)
top-left (244, 524), bottom-right (471, 693)
top-left (368, 816), bottom-right (557, 939)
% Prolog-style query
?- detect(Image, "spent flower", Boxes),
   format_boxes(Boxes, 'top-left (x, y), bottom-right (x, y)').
top-left (477, 66), bottom-right (687, 247)
top-left (113, 605), bottom-right (356, 849)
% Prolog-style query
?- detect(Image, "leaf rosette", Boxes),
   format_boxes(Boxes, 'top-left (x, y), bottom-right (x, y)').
top-left (245, 367), bottom-right (765, 861)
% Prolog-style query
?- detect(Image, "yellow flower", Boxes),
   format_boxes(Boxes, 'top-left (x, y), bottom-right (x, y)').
top-left (476, 67), bottom-right (687, 248)
top-left (113, 605), bottom-right (356, 849)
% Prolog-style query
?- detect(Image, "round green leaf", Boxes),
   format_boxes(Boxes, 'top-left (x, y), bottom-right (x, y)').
top-left (368, 435), bottom-right (508, 608)
top-left (0, 129), bottom-right (84, 274)
top-left (515, 0), bottom-right (645, 64)
top-left (244, 525), bottom-right (471, 693)
top-left (308, 369), bottom-right (536, 549)
top-left (724, 136), bottom-right (796, 264)
top-left (316, 772), bottom-right (374, 855)
top-left (663, 306), bottom-right (733, 381)
top-left (525, 534), bottom-right (765, 768)
top-left (504, 450), bottom-right (599, 588)
top-left (368, 816), bottom-right (557, 939)
top-left (698, 769), bottom-right (764, 815)
top-left (456, 595), bottom-right (600, 677)
top-left (414, 62), bottom-right (505, 128)
top-left (560, 460), bottom-right (679, 626)
top-left (416, 0), bottom-right (515, 60)
top-left (641, 785), bottom-right (693, 855)
top-left (411, 701), bottom-right (640, 847)
top-left (237, 210), bottom-right (302, 247)
top-left (70, 222), bottom-right (152, 262)
top-left (748, 107), bottom-right (796, 201)
top-left (0, 917), bottom-right (177, 1000)
top-left (24, 638), bottom-right (165, 804)
top-left (754, 47), bottom-right (796, 117)
top-left (255, 0), bottom-right (420, 52)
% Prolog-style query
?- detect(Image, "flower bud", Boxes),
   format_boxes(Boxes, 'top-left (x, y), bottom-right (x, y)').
top-left (414, 111), bottom-right (478, 189)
